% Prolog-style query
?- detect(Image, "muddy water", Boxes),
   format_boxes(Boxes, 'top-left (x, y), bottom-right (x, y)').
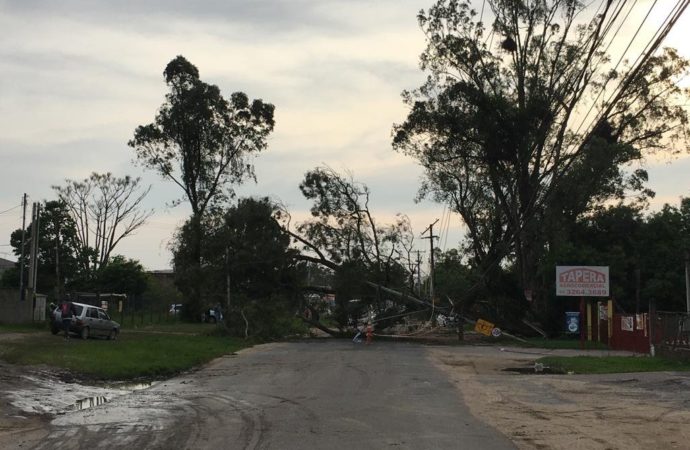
top-left (71, 382), bottom-right (153, 411)
top-left (9, 375), bottom-right (156, 415)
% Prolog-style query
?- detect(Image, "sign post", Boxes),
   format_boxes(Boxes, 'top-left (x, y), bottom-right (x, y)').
top-left (556, 266), bottom-right (610, 348)
top-left (580, 297), bottom-right (585, 349)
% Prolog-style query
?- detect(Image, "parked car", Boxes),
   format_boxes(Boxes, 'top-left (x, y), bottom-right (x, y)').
top-left (169, 304), bottom-right (183, 315)
top-left (51, 302), bottom-right (120, 340)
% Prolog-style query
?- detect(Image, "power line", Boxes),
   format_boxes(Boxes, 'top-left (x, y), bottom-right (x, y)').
top-left (577, 0), bottom-right (689, 147)
top-left (0, 204), bottom-right (21, 215)
top-left (573, 0), bottom-right (660, 137)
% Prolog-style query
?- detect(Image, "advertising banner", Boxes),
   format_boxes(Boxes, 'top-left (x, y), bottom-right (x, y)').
top-left (556, 266), bottom-right (609, 297)
top-left (621, 316), bottom-right (634, 332)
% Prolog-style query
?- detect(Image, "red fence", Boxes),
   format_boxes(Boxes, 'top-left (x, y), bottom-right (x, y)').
top-left (609, 314), bottom-right (650, 353)
top-left (579, 303), bottom-right (690, 356)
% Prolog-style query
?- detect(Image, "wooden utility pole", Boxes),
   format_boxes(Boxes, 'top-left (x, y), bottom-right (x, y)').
top-left (422, 219), bottom-right (439, 324)
top-left (685, 249), bottom-right (690, 314)
top-left (19, 194), bottom-right (27, 301)
top-left (416, 250), bottom-right (423, 297)
top-left (55, 220), bottom-right (61, 301)
top-left (27, 202), bottom-right (41, 301)
top-left (225, 247), bottom-right (231, 314)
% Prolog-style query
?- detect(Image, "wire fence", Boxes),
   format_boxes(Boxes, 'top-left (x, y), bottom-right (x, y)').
top-left (653, 312), bottom-right (690, 358)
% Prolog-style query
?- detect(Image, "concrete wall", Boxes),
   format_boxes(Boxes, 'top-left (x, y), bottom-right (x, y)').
top-left (0, 289), bottom-right (34, 324)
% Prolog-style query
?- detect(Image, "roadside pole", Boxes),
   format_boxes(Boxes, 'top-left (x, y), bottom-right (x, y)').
top-left (27, 203), bottom-right (41, 304)
top-left (421, 220), bottom-right (438, 325)
top-left (586, 301), bottom-right (592, 342)
top-left (685, 249), bottom-right (690, 313)
top-left (579, 297), bottom-right (585, 349)
top-left (19, 194), bottom-right (27, 301)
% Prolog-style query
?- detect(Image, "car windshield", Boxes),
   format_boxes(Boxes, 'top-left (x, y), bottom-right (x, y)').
top-left (98, 310), bottom-right (110, 320)
top-left (73, 304), bottom-right (84, 315)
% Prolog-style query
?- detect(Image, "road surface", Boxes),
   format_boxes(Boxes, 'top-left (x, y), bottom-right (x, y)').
top-left (18, 341), bottom-right (515, 450)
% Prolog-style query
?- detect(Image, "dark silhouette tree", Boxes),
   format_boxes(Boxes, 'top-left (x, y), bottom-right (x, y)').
top-left (394, 1), bottom-right (689, 319)
top-left (129, 56), bottom-right (275, 319)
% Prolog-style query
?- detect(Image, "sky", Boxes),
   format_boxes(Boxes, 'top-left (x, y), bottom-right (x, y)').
top-left (1, 0), bottom-right (689, 270)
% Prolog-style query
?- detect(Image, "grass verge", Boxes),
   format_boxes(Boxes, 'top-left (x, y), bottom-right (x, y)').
top-left (0, 325), bottom-right (251, 380)
top-left (537, 355), bottom-right (690, 374)
top-left (521, 337), bottom-right (609, 350)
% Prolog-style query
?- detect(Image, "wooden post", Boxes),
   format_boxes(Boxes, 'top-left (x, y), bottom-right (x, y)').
top-left (607, 298), bottom-right (613, 343)
top-left (580, 297), bottom-right (585, 349)
top-left (586, 300), bottom-right (592, 342)
top-left (596, 301), bottom-right (602, 343)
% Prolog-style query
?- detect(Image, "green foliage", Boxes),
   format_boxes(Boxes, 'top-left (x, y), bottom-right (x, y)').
top-left (129, 56), bottom-right (275, 216)
top-left (142, 273), bottom-right (184, 312)
top-left (0, 329), bottom-right (249, 380)
top-left (2, 201), bottom-right (82, 298)
top-left (434, 249), bottom-right (474, 309)
top-left (91, 256), bottom-right (148, 296)
top-left (172, 197), bottom-right (302, 338)
top-left (226, 293), bottom-right (307, 340)
top-left (543, 199), bottom-right (690, 319)
top-left (295, 166), bottom-right (415, 313)
top-left (394, 0), bottom-right (689, 320)
top-left (129, 55), bottom-right (275, 316)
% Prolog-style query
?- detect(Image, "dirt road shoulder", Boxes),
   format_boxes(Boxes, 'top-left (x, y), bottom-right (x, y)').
top-left (429, 346), bottom-right (690, 450)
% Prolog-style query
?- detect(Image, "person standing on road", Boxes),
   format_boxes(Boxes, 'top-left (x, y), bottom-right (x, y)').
top-left (59, 299), bottom-right (76, 340)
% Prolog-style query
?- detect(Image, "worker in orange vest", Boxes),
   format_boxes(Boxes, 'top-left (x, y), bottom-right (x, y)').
top-left (365, 321), bottom-right (373, 345)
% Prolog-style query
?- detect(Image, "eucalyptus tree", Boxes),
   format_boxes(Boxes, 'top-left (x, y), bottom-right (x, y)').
top-left (394, 0), bottom-right (689, 312)
top-left (129, 56), bottom-right (275, 316)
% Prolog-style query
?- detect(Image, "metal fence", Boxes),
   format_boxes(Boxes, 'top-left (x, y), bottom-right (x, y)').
top-left (652, 312), bottom-right (690, 358)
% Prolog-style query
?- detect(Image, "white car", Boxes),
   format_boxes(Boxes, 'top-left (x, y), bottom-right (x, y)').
top-left (51, 302), bottom-right (120, 340)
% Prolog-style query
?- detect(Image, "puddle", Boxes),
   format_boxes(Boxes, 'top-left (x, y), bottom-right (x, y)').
top-left (9, 375), bottom-right (157, 416)
top-left (69, 381), bottom-right (154, 411)
top-left (73, 396), bottom-right (108, 411)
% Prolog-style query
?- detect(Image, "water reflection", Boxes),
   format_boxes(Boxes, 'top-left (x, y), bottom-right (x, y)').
top-left (74, 396), bottom-right (107, 410)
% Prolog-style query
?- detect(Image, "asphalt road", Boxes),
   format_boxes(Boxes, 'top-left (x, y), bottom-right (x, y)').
top-left (29, 341), bottom-right (516, 450)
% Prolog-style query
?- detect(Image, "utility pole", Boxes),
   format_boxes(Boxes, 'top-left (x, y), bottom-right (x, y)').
top-left (225, 247), bottom-right (231, 314)
top-left (685, 249), bottom-right (690, 314)
top-left (55, 220), bottom-right (61, 301)
top-left (416, 250), bottom-right (423, 297)
top-left (19, 194), bottom-right (27, 301)
top-left (422, 219), bottom-right (439, 324)
top-left (27, 202), bottom-right (41, 302)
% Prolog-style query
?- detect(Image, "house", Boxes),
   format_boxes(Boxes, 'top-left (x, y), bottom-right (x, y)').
top-left (0, 257), bottom-right (15, 278)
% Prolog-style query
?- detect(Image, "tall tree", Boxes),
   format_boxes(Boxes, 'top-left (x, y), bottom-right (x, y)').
top-left (53, 172), bottom-right (152, 274)
top-left (2, 201), bottom-right (82, 299)
top-left (394, 0), bottom-right (689, 316)
top-left (281, 167), bottom-right (416, 327)
top-left (292, 167), bottom-right (414, 290)
top-left (129, 55), bottom-right (275, 318)
top-left (172, 197), bottom-right (301, 338)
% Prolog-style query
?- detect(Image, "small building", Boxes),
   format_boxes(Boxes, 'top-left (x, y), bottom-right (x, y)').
top-left (0, 257), bottom-right (15, 278)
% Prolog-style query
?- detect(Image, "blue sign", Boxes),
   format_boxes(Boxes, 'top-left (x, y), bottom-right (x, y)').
top-left (565, 312), bottom-right (580, 334)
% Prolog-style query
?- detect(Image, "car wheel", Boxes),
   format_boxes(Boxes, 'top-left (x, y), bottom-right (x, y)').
top-left (109, 329), bottom-right (118, 340)
top-left (80, 327), bottom-right (90, 340)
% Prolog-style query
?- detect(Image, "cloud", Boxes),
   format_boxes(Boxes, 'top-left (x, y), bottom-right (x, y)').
top-left (1, 0), bottom-right (688, 270)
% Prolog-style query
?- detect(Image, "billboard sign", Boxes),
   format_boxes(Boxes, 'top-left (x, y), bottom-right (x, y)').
top-left (556, 266), bottom-right (609, 297)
